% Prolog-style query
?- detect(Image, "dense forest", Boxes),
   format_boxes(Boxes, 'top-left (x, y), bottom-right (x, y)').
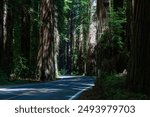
top-left (0, 0), bottom-right (150, 99)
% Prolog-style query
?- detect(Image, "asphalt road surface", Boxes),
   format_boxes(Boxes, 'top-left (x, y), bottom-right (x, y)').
top-left (0, 76), bottom-right (95, 100)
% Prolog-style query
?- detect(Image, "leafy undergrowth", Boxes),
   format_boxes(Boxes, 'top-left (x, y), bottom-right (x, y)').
top-left (0, 72), bottom-right (39, 86)
top-left (78, 74), bottom-right (149, 100)
top-left (0, 78), bottom-right (39, 86)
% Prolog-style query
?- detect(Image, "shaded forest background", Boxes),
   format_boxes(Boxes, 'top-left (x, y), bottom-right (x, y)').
top-left (0, 0), bottom-right (150, 99)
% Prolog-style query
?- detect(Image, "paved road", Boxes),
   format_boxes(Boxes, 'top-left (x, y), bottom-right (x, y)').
top-left (0, 76), bottom-right (95, 100)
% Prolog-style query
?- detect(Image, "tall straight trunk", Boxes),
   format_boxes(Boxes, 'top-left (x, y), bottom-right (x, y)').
top-left (53, 2), bottom-right (59, 77)
top-left (68, 10), bottom-right (74, 74)
top-left (0, 0), bottom-right (3, 67)
top-left (96, 0), bottom-right (103, 40)
top-left (77, 7), bottom-right (84, 74)
top-left (127, 0), bottom-right (150, 94)
top-left (21, 2), bottom-right (31, 62)
top-left (86, 0), bottom-right (97, 75)
top-left (95, 0), bottom-right (108, 90)
top-left (3, 0), bottom-right (13, 74)
top-left (58, 39), bottom-right (66, 70)
top-left (96, 0), bottom-right (104, 78)
top-left (37, 0), bottom-right (55, 81)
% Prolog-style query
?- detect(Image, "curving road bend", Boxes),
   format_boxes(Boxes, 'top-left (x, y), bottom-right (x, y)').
top-left (0, 76), bottom-right (95, 100)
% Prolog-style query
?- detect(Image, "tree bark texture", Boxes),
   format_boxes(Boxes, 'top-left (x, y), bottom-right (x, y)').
top-left (37, 0), bottom-right (55, 81)
top-left (2, 0), bottom-right (13, 74)
top-left (127, 0), bottom-right (150, 94)
top-left (0, 0), bottom-right (3, 66)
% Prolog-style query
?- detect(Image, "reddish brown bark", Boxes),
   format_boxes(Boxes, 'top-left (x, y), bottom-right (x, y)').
top-left (37, 0), bottom-right (55, 81)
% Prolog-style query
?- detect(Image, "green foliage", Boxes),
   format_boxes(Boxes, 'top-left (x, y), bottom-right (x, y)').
top-left (71, 71), bottom-right (79, 75)
top-left (108, 8), bottom-right (126, 45)
top-left (0, 70), bottom-right (38, 85)
top-left (97, 2), bottom-right (128, 73)
top-left (59, 69), bottom-right (68, 75)
top-left (101, 74), bottom-right (149, 99)
top-left (101, 6), bottom-right (127, 54)
top-left (11, 0), bottom-right (39, 80)
top-left (12, 56), bottom-right (31, 78)
top-left (64, 0), bottom-right (72, 11)
top-left (58, 0), bottom-right (91, 75)
top-left (79, 73), bottom-right (149, 100)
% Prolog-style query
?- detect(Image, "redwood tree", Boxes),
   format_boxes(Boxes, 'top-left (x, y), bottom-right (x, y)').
top-left (96, 0), bottom-right (107, 78)
top-left (37, 0), bottom-right (55, 81)
top-left (0, 0), bottom-right (3, 67)
top-left (2, 0), bottom-right (13, 74)
top-left (127, 0), bottom-right (150, 94)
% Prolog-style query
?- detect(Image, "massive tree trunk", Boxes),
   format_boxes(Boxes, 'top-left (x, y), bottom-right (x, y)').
top-left (0, 0), bottom-right (3, 67)
top-left (127, 0), bottom-right (150, 94)
top-left (21, 1), bottom-right (31, 62)
top-left (2, 0), bottom-right (13, 74)
top-left (94, 0), bottom-right (109, 91)
top-left (97, 0), bottom-right (104, 39)
top-left (86, 0), bottom-right (97, 75)
top-left (37, 0), bottom-right (55, 81)
top-left (67, 10), bottom-right (74, 74)
top-left (96, 0), bottom-right (107, 78)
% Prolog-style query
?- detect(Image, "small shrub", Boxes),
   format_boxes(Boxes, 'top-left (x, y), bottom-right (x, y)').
top-left (59, 69), bottom-right (68, 75)
top-left (12, 56), bottom-right (31, 79)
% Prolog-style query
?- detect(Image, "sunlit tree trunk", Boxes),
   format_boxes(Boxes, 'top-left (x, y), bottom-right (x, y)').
top-left (86, 0), bottom-right (97, 75)
top-left (78, 24), bottom-right (84, 73)
top-left (37, 0), bottom-right (55, 81)
top-left (0, 0), bottom-right (3, 67)
top-left (53, 1), bottom-right (60, 77)
top-left (2, 0), bottom-right (13, 74)
top-left (127, 0), bottom-right (150, 94)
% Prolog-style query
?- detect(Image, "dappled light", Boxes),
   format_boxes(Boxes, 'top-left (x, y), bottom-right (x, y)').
top-left (0, 76), bottom-right (94, 100)
top-left (0, 88), bottom-right (62, 93)
top-left (0, 0), bottom-right (150, 100)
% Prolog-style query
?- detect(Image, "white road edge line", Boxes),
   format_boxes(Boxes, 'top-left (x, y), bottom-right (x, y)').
top-left (69, 86), bottom-right (93, 100)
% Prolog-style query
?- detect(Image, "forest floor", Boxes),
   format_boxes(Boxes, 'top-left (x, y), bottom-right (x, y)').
top-left (0, 78), bottom-right (39, 86)
top-left (78, 74), bottom-right (150, 100)
top-left (0, 73), bottom-right (38, 86)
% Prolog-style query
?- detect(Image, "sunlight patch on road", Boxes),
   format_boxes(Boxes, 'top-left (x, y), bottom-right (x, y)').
top-left (0, 88), bottom-right (33, 91)
top-left (58, 76), bottom-right (82, 79)
top-left (0, 88), bottom-right (62, 92)
top-left (2, 88), bottom-right (63, 100)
